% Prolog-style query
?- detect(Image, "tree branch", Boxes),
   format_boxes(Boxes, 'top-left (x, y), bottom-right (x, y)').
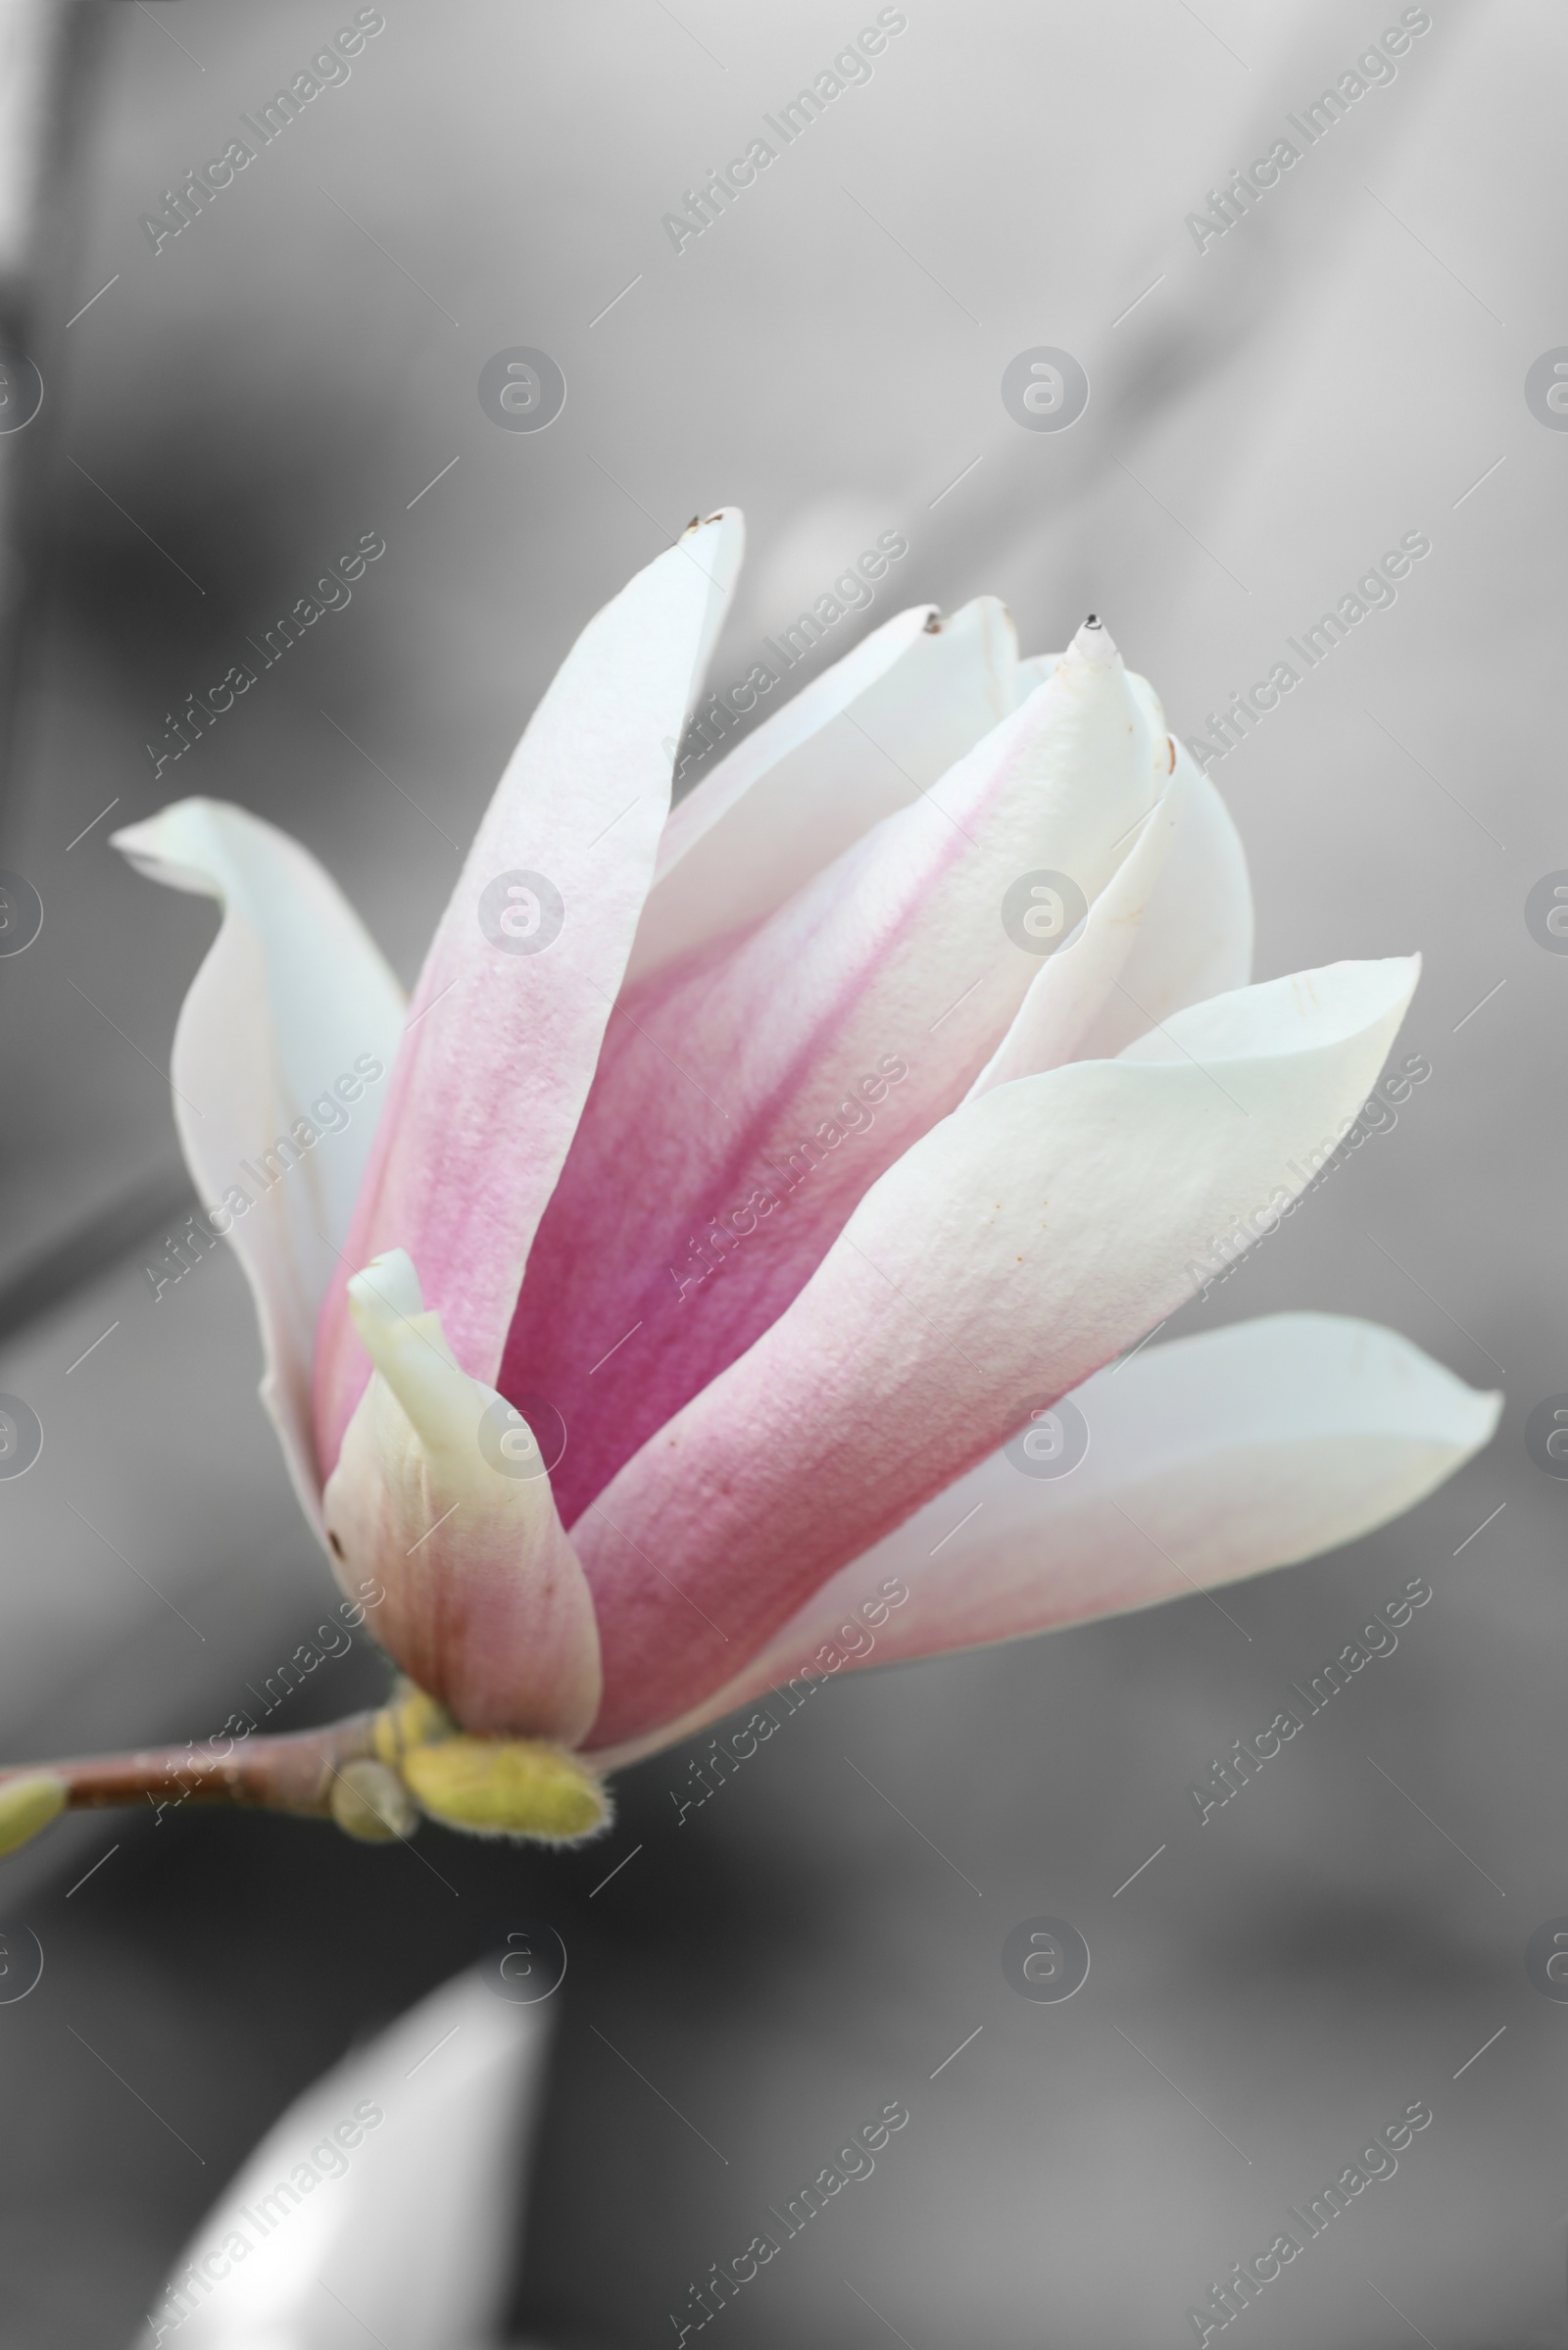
top-left (0, 1710), bottom-right (382, 1820)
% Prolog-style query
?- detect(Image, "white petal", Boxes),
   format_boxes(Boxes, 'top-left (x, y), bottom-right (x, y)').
top-left (1013, 650), bottom-right (1061, 701)
top-left (146, 1970), bottom-right (551, 2348)
top-left (1070, 742), bottom-right (1254, 1058)
top-left (597, 1313), bottom-right (1498, 1763)
top-left (964, 759), bottom-right (1187, 1099)
top-left (627, 595), bottom-right (1019, 986)
top-left (111, 799), bottom-right (406, 1525)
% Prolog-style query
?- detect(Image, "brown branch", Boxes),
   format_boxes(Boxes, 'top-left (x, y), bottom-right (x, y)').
top-left (0, 1686), bottom-right (611, 1855)
top-left (0, 1711), bottom-right (382, 1820)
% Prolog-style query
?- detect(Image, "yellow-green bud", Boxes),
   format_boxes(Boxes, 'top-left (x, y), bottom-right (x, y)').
top-left (330, 1759), bottom-right (416, 1842)
top-left (0, 1775), bottom-right (68, 1859)
top-left (401, 1738), bottom-right (609, 1843)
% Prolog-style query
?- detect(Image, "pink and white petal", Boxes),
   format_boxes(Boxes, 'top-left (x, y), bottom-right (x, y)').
top-left (111, 798), bottom-right (406, 1530)
top-left (504, 624), bottom-right (1169, 1527)
top-left (1070, 745), bottom-right (1253, 1059)
top-left (628, 596), bottom-right (1020, 987)
top-left (593, 1313), bottom-right (1498, 1767)
top-left (575, 955), bottom-right (1419, 1748)
top-left (155, 1970), bottom-right (550, 2350)
top-left (314, 512), bottom-right (744, 1475)
top-left (322, 1249), bottom-right (602, 1742)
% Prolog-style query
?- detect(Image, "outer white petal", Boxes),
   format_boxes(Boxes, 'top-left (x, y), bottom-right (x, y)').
top-left (144, 1970), bottom-right (549, 2349)
top-left (627, 596), bottom-right (1019, 985)
top-left (112, 800), bottom-right (406, 1526)
top-left (595, 1313), bottom-right (1499, 1766)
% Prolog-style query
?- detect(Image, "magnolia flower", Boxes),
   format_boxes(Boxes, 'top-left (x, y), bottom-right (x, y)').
top-left (0, 511), bottom-right (1498, 1854)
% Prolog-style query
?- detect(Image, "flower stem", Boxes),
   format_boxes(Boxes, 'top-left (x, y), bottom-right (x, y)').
top-left (0, 1684), bottom-right (612, 1858)
top-left (0, 1710), bottom-right (382, 1822)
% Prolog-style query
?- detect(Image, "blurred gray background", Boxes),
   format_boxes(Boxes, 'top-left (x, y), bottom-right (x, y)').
top-left (0, 0), bottom-right (1563, 2341)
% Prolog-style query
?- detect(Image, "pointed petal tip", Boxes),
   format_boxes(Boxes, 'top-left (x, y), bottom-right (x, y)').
top-left (108, 800), bottom-right (210, 884)
top-left (678, 506), bottom-right (744, 569)
top-left (1069, 612), bottom-right (1120, 666)
top-left (109, 797), bottom-right (299, 903)
top-left (1374, 950), bottom-right (1422, 1015)
top-left (347, 1248), bottom-right (425, 1331)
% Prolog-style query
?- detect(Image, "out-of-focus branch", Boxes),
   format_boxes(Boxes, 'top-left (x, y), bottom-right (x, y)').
top-left (0, 0), bottom-right (110, 836)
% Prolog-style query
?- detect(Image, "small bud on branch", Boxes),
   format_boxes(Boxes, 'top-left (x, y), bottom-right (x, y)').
top-left (0, 1682), bottom-right (611, 1862)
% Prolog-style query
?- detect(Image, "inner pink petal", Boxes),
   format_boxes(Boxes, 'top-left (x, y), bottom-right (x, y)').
top-left (499, 877), bottom-right (964, 1527)
top-left (500, 640), bottom-right (1162, 1523)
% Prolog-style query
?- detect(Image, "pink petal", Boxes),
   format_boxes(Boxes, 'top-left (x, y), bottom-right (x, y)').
top-left (321, 1249), bottom-right (602, 1742)
top-left (111, 799), bottom-right (407, 1528)
top-left (593, 1313), bottom-right (1498, 1767)
top-left (628, 595), bottom-right (1019, 989)
top-left (503, 622), bottom-right (1169, 1525)
top-left (573, 955), bottom-right (1419, 1747)
top-left (314, 512), bottom-right (744, 1476)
